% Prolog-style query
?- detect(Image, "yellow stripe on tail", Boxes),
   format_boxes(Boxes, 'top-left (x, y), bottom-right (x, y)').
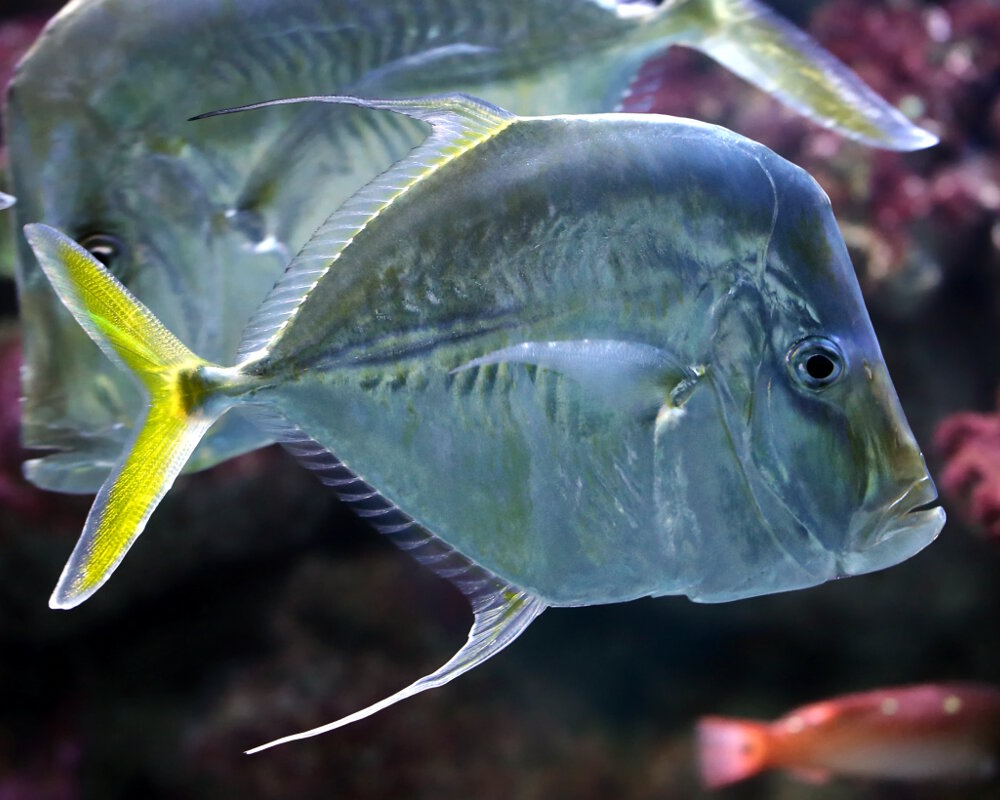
top-left (23, 224), bottom-right (235, 609)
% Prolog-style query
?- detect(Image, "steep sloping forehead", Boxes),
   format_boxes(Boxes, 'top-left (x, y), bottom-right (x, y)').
top-left (502, 114), bottom-right (779, 211)
top-left (754, 150), bottom-right (873, 335)
top-left (403, 114), bottom-right (784, 274)
top-left (495, 116), bottom-right (784, 298)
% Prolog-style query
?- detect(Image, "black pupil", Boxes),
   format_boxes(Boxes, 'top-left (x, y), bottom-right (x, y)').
top-left (89, 245), bottom-right (115, 266)
top-left (805, 353), bottom-right (835, 381)
top-left (80, 235), bottom-right (119, 267)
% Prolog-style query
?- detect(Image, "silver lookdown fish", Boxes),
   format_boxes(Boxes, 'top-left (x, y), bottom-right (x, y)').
top-left (5, 0), bottom-right (937, 494)
top-left (23, 94), bottom-right (945, 752)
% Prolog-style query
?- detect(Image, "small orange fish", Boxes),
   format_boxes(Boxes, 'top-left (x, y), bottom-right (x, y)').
top-left (697, 683), bottom-right (1000, 788)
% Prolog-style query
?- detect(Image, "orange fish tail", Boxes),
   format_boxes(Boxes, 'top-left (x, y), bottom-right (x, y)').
top-left (696, 716), bottom-right (772, 789)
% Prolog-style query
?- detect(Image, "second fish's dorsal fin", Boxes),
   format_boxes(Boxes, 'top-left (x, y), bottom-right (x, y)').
top-left (192, 94), bottom-right (515, 362)
top-left (242, 409), bottom-right (546, 754)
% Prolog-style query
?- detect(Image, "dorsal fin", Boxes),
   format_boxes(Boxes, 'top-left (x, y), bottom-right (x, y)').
top-left (192, 94), bottom-right (515, 362)
top-left (241, 408), bottom-right (546, 754)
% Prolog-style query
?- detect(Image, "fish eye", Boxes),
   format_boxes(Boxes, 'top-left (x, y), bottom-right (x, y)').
top-left (78, 233), bottom-right (124, 268)
top-left (787, 336), bottom-right (845, 390)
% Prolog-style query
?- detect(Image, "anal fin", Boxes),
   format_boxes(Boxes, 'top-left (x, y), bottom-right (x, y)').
top-left (243, 410), bottom-right (547, 754)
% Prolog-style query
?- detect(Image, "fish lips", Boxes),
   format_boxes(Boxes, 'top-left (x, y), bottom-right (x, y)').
top-left (839, 478), bottom-right (946, 577)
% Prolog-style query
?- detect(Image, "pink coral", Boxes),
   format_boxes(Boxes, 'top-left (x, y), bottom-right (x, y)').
top-left (935, 396), bottom-right (1000, 540)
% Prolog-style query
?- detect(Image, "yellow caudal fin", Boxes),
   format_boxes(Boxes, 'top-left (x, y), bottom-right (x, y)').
top-left (23, 224), bottom-right (237, 609)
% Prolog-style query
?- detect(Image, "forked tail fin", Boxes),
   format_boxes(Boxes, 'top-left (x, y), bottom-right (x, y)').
top-left (23, 224), bottom-right (237, 609)
top-left (636, 0), bottom-right (936, 150)
top-left (696, 716), bottom-right (772, 789)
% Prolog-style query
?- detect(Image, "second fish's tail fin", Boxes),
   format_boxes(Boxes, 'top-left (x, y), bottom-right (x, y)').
top-left (636, 0), bottom-right (936, 151)
top-left (24, 224), bottom-right (239, 610)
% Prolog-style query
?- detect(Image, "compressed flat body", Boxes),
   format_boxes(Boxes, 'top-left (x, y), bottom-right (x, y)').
top-left (247, 114), bottom-right (924, 604)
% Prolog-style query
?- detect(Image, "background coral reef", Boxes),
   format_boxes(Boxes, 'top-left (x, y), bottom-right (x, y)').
top-left (0, 1), bottom-right (998, 798)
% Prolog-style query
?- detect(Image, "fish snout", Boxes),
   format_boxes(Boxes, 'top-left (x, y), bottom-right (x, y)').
top-left (834, 358), bottom-right (945, 576)
top-left (840, 476), bottom-right (945, 577)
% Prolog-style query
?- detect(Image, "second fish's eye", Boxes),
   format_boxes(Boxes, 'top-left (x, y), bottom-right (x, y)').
top-left (787, 336), bottom-right (845, 390)
top-left (78, 232), bottom-right (123, 268)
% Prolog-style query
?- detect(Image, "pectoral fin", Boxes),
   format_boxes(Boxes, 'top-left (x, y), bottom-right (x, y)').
top-left (453, 339), bottom-right (701, 415)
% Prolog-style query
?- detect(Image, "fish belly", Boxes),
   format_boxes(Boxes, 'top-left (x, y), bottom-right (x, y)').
top-left (262, 348), bottom-right (688, 606)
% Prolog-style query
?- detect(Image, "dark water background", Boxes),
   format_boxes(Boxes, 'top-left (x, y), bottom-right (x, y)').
top-left (1, 1), bottom-right (998, 798)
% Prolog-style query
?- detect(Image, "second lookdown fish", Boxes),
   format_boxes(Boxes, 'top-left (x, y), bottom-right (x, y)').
top-left (24, 94), bottom-right (945, 752)
top-left (5, 0), bottom-right (937, 494)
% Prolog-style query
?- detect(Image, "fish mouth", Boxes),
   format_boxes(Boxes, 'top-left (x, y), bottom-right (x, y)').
top-left (838, 478), bottom-right (946, 577)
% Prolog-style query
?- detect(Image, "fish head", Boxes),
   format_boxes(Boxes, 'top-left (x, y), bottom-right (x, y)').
top-left (6, 78), bottom-right (283, 490)
top-left (653, 151), bottom-right (943, 602)
top-left (746, 188), bottom-right (945, 583)
top-left (736, 320), bottom-right (945, 582)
